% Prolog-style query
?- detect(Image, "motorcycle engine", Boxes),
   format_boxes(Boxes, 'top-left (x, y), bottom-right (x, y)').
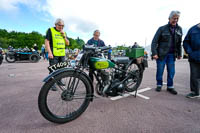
top-left (98, 69), bottom-right (126, 96)
top-left (105, 79), bottom-right (124, 96)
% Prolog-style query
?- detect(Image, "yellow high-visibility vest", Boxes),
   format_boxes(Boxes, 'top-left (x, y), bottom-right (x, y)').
top-left (50, 27), bottom-right (66, 56)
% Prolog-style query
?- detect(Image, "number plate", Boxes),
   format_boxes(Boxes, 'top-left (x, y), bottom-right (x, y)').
top-left (48, 61), bottom-right (68, 72)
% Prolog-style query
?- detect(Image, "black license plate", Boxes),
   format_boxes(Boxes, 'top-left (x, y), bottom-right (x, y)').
top-left (48, 61), bottom-right (68, 72)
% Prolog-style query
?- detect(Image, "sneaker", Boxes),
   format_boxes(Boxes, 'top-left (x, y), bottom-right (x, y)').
top-left (155, 86), bottom-right (162, 92)
top-left (186, 93), bottom-right (200, 98)
top-left (51, 84), bottom-right (58, 91)
top-left (167, 88), bottom-right (177, 95)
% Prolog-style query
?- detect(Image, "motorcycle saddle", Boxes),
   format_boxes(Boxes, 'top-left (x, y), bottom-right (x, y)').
top-left (113, 57), bottom-right (129, 64)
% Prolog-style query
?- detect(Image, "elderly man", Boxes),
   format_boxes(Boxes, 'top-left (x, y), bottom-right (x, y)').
top-left (183, 23), bottom-right (200, 98)
top-left (151, 11), bottom-right (182, 95)
top-left (87, 30), bottom-right (105, 81)
top-left (45, 18), bottom-right (69, 69)
top-left (87, 30), bottom-right (105, 47)
top-left (45, 18), bottom-right (70, 90)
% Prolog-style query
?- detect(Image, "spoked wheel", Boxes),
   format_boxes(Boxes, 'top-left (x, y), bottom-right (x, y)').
top-left (5, 55), bottom-right (15, 63)
top-left (29, 54), bottom-right (40, 63)
top-left (38, 71), bottom-right (92, 124)
top-left (125, 63), bottom-right (143, 92)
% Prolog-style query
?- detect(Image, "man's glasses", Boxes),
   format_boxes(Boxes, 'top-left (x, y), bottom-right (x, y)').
top-left (57, 24), bottom-right (64, 27)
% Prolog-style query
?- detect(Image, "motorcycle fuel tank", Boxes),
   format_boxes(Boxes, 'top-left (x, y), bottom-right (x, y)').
top-left (90, 57), bottom-right (115, 70)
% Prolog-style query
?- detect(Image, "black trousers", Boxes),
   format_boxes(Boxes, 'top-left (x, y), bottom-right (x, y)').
top-left (190, 62), bottom-right (200, 95)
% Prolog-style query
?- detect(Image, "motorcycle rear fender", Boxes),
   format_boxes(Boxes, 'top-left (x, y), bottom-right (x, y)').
top-left (130, 58), bottom-right (148, 71)
top-left (141, 58), bottom-right (148, 70)
top-left (43, 68), bottom-right (94, 101)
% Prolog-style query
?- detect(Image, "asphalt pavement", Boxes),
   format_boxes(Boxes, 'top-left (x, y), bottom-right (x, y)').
top-left (0, 59), bottom-right (199, 133)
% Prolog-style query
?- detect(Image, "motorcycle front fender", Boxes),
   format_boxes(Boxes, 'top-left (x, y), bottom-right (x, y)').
top-left (43, 67), bottom-right (74, 82)
top-left (43, 67), bottom-right (94, 101)
top-left (141, 58), bottom-right (148, 69)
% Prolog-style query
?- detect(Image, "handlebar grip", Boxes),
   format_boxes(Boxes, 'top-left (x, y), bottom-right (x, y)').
top-left (100, 46), bottom-right (111, 51)
top-left (83, 45), bottom-right (96, 51)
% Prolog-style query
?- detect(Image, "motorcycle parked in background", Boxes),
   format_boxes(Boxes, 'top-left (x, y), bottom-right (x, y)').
top-left (0, 47), bottom-right (4, 65)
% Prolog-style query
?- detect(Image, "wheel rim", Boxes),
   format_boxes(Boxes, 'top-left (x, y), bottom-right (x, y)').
top-left (46, 75), bottom-right (88, 118)
top-left (7, 56), bottom-right (15, 62)
top-left (125, 64), bottom-right (142, 91)
top-left (31, 55), bottom-right (38, 62)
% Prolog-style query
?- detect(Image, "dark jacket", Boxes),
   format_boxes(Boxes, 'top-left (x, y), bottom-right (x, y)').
top-left (87, 38), bottom-right (105, 47)
top-left (151, 23), bottom-right (182, 60)
top-left (183, 24), bottom-right (200, 63)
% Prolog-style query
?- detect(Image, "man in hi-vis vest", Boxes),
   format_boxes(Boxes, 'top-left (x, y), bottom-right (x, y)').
top-left (45, 18), bottom-right (70, 70)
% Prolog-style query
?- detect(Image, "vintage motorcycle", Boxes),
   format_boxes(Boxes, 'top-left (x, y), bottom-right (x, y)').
top-left (38, 45), bottom-right (148, 124)
top-left (0, 47), bottom-right (4, 65)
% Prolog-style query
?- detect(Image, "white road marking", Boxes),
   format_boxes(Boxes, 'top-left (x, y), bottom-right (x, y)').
top-left (136, 94), bottom-right (150, 100)
top-left (8, 74), bottom-right (15, 78)
top-left (110, 87), bottom-right (152, 101)
top-left (136, 87), bottom-right (152, 93)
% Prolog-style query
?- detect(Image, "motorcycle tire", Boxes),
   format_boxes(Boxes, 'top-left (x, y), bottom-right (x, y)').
top-left (125, 63), bottom-right (143, 92)
top-left (38, 71), bottom-right (92, 124)
top-left (5, 55), bottom-right (16, 63)
top-left (29, 54), bottom-right (40, 63)
top-left (0, 59), bottom-right (2, 65)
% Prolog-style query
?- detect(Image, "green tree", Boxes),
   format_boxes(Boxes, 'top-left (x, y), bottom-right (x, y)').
top-left (0, 28), bottom-right (85, 50)
top-left (67, 37), bottom-right (85, 50)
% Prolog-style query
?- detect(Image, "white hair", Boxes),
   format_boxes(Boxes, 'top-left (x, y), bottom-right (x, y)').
top-left (55, 18), bottom-right (64, 25)
top-left (169, 10), bottom-right (181, 19)
top-left (93, 30), bottom-right (100, 34)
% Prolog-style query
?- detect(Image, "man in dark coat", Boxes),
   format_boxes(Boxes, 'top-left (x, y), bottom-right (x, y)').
top-left (151, 11), bottom-right (182, 95)
top-left (183, 23), bottom-right (200, 98)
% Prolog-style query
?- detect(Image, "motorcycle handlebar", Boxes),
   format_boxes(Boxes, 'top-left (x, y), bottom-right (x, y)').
top-left (100, 46), bottom-right (110, 51)
top-left (84, 45), bottom-right (111, 52)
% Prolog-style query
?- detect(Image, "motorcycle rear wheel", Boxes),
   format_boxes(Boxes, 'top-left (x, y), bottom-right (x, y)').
top-left (125, 63), bottom-right (143, 92)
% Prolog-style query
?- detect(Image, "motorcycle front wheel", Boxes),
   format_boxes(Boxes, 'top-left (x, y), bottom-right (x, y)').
top-left (38, 71), bottom-right (92, 124)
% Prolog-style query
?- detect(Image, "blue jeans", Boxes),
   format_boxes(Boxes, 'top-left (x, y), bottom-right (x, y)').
top-left (45, 52), bottom-right (48, 60)
top-left (156, 54), bottom-right (175, 88)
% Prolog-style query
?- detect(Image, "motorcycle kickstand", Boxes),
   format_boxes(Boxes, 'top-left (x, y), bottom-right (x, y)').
top-left (134, 89), bottom-right (138, 98)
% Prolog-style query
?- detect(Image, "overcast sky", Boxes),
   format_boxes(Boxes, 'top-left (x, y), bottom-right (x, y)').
top-left (0, 0), bottom-right (199, 46)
